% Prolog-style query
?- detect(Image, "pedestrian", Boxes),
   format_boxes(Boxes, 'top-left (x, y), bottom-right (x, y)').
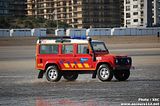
top-left (157, 32), bottom-right (159, 38)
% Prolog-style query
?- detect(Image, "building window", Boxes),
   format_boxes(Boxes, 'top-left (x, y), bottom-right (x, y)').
top-left (4, 10), bottom-right (8, 14)
top-left (133, 12), bottom-right (138, 15)
top-left (126, 6), bottom-right (130, 11)
top-left (141, 11), bottom-right (144, 16)
top-left (126, 20), bottom-right (130, 25)
top-left (141, 4), bottom-right (144, 9)
top-left (133, 19), bottom-right (138, 22)
top-left (0, 2), bottom-right (3, 6)
top-left (126, 0), bottom-right (130, 4)
top-left (0, 10), bottom-right (3, 14)
top-left (133, 5), bottom-right (138, 8)
top-left (126, 13), bottom-right (130, 18)
top-left (141, 18), bottom-right (143, 24)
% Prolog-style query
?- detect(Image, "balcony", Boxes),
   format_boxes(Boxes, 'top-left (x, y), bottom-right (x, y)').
top-left (43, 0), bottom-right (54, 3)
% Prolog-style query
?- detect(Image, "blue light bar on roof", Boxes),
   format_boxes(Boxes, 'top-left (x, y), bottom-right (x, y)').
top-left (70, 35), bottom-right (86, 39)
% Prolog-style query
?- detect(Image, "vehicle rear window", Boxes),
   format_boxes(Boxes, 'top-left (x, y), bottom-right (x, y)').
top-left (78, 44), bottom-right (89, 54)
top-left (40, 45), bottom-right (58, 54)
top-left (62, 44), bottom-right (73, 54)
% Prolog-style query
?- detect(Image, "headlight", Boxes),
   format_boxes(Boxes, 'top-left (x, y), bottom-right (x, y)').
top-left (127, 59), bottom-right (130, 63)
top-left (115, 59), bottom-right (119, 64)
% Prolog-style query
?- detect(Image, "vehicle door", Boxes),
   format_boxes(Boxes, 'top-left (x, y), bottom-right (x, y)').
top-left (59, 44), bottom-right (75, 70)
top-left (74, 44), bottom-right (94, 70)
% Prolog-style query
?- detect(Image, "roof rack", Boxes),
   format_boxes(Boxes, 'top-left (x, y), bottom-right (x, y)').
top-left (38, 36), bottom-right (71, 40)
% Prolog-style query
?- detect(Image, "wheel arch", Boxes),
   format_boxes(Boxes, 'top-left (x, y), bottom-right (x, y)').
top-left (45, 63), bottom-right (60, 71)
top-left (96, 62), bottom-right (113, 71)
top-left (38, 63), bottom-right (60, 79)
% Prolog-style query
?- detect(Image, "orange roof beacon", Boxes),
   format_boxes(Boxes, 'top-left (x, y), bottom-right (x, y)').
top-left (36, 36), bottom-right (132, 82)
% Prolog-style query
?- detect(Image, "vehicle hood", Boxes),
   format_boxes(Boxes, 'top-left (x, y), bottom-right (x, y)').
top-left (96, 53), bottom-right (129, 58)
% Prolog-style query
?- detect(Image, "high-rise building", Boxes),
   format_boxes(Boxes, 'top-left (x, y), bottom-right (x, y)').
top-left (27, 0), bottom-right (121, 28)
top-left (124, 0), bottom-right (160, 27)
top-left (0, 0), bottom-right (26, 17)
top-left (0, 0), bottom-right (10, 16)
top-left (27, 0), bottom-right (54, 19)
top-left (120, 0), bottom-right (124, 26)
top-left (152, 0), bottom-right (160, 26)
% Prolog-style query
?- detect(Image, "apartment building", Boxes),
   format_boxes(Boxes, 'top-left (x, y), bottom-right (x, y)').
top-left (0, 0), bottom-right (10, 16)
top-left (0, 0), bottom-right (26, 17)
top-left (81, 0), bottom-right (121, 28)
top-left (27, 0), bottom-right (121, 28)
top-left (27, 0), bottom-right (54, 19)
top-left (124, 0), bottom-right (160, 27)
top-left (152, 0), bottom-right (160, 26)
top-left (120, 0), bottom-right (125, 26)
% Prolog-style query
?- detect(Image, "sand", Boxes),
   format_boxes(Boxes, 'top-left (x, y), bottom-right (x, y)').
top-left (0, 36), bottom-right (160, 46)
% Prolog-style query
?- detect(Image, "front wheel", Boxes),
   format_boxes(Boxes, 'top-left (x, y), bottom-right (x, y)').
top-left (46, 66), bottom-right (62, 82)
top-left (63, 72), bottom-right (78, 81)
top-left (114, 70), bottom-right (130, 81)
top-left (97, 64), bottom-right (113, 82)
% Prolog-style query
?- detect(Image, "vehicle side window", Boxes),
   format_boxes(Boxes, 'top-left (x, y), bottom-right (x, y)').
top-left (40, 45), bottom-right (58, 54)
top-left (78, 44), bottom-right (89, 54)
top-left (62, 44), bottom-right (73, 54)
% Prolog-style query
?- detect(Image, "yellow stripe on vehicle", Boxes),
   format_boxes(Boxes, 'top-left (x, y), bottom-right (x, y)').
top-left (64, 63), bottom-right (70, 68)
top-left (77, 63), bottom-right (83, 68)
top-left (83, 63), bottom-right (89, 68)
top-left (71, 63), bottom-right (75, 68)
top-left (62, 68), bottom-right (95, 71)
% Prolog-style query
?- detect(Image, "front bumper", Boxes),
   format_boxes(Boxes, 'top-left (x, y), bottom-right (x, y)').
top-left (114, 57), bottom-right (132, 70)
top-left (114, 65), bottom-right (131, 70)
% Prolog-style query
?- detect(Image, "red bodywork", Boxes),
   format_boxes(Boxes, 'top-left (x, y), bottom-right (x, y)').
top-left (36, 41), bottom-right (132, 73)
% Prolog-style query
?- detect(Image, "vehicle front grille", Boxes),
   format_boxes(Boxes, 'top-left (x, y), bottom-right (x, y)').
top-left (115, 57), bottom-right (132, 65)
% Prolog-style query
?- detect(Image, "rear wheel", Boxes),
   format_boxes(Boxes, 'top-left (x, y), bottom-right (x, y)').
top-left (63, 72), bottom-right (78, 81)
top-left (114, 70), bottom-right (130, 81)
top-left (97, 64), bottom-right (113, 82)
top-left (46, 66), bottom-right (62, 82)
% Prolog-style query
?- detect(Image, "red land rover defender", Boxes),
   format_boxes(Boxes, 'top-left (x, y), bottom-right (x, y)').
top-left (36, 37), bottom-right (132, 82)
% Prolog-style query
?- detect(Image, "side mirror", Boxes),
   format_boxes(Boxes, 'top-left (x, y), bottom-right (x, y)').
top-left (86, 49), bottom-right (89, 54)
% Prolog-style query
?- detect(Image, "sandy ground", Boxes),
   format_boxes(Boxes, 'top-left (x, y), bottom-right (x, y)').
top-left (0, 36), bottom-right (160, 46)
top-left (0, 36), bottom-right (160, 106)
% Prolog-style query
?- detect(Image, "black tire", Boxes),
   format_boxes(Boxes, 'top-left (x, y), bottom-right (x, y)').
top-left (114, 70), bottom-right (130, 81)
top-left (38, 70), bottom-right (45, 78)
top-left (97, 64), bottom-right (113, 82)
top-left (45, 66), bottom-right (62, 82)
top-left (63, 72), bottom-right (78, 81)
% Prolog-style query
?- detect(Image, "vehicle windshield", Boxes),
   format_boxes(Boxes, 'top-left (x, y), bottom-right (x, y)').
top-left (91, 42), bottom-right (109, 53)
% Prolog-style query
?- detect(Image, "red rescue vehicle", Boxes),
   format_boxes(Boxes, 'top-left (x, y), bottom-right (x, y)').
top-left (36, 36), bottom-right (132, 82)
